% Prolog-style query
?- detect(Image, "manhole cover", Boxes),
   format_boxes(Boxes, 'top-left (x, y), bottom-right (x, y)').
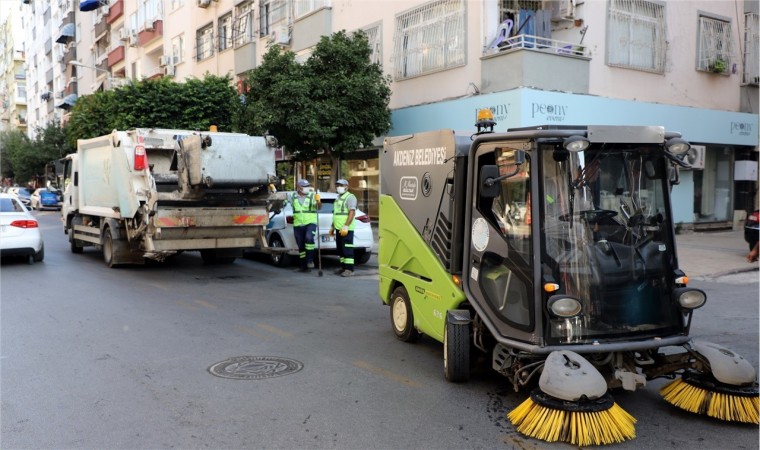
top-left (208, 356), bottom-right (303, 380)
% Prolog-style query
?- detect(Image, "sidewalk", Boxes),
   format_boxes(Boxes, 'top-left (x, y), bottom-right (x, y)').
top-left (371, 223), bottom-right (759, 279)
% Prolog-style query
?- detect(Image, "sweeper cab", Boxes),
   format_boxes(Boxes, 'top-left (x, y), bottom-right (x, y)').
top-left (378, 111), bottom-right (758, 446)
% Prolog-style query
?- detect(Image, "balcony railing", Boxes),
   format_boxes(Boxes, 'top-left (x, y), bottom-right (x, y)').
top-left (484, 34), bottom-right (589, 57)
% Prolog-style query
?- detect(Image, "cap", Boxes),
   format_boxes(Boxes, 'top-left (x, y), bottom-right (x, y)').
top-left (297, 179), bottom-right (310, 187)
top-left (336, 179), bottom-right (349, 186)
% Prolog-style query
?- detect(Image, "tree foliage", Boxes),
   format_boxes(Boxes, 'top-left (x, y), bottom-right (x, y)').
top-left (66, 74), bottom-right (238, 148)
top-left (237, 30), bottom-right (391, 163)
top-left (0, 123), bottom-right (72, 183)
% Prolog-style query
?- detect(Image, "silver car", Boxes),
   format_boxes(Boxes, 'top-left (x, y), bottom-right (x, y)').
top-left (263, 191), bottom-right (374, 267)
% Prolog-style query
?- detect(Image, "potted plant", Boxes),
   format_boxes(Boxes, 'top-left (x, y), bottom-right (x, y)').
top-left (709, 58), bottom-right (726, 73)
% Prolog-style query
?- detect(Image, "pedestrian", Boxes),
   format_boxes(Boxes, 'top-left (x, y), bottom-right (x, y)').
top-left (330, 178), bottom-right (357, 277)
top-left (291, 179), bottom-right (321, 272)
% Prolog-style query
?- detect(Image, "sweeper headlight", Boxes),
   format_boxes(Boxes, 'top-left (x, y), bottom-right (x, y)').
top-left (674, 287), bottom-right (707, 310)
top-left (547, 295), bottom-right (582, 318)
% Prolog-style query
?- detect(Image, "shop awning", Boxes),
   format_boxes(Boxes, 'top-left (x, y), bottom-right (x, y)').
top-left (56, 94), bottom-right (78, 110)
top-left (79, 0), bottom-right (105, 12)
top-left (55, 23), bottom-right (75, 44)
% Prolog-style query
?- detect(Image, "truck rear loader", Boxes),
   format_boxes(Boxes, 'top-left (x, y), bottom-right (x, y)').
top-left (62, 128), bottom-right (284, 267)
top-left (379, 113), bottom-right (758, 446)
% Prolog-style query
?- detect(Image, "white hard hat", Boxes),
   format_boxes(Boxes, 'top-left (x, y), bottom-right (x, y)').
top-left (336, 179), bottom-right (349, 186)
top-left (297, 179), bottom-right (310, 187)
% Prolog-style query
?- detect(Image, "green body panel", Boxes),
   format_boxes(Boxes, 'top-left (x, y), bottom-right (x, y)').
top-left (378, 194), bottom-right (466, 343)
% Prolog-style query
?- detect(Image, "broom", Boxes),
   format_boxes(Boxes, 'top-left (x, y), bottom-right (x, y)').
top-left (508, 390), bottom-right (636, 446)
top-left (660, 370), bottom-right (759, 424)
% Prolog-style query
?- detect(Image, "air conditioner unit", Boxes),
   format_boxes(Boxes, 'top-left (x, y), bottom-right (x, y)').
top-left (197, 0), bottom-right (211, 8)
top-left (159, 55), bottom-right (172, 66)
top-left (119, 28), bottom-right (131, 41)
top-left (269, 26), bottom-right (290, 46)
top-left (128, 34), bottom-right (138, 47)
top-left (685, 145), bottom-right (706, 170)
top-left (144, 21), bottom-right (155, 31)
top-left (164, 65), bottom-right (176, 77)
top-left (552, 0), bottom-right (575, 21)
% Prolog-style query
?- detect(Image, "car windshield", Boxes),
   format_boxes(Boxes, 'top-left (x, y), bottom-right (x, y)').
top-left (0, 198), bottom-right (25, 212)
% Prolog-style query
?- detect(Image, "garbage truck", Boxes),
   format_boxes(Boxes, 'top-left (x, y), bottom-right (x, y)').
top-left (379, 112), bottom-right (758, 445)
top-left (61, 128), bottom-right (285, 267)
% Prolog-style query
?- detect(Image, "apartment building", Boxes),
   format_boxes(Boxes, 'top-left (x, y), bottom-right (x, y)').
top-left (17, 0), bottom-right (760, 226)
top-left (0, 3), bottom-right (28, 134)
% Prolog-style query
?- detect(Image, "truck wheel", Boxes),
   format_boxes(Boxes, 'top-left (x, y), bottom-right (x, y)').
top-left (103, 229), bottom-right (116, 268)
top-left (69, 231), bottom-right (83, 254)
top-left (355, 249), bottom-right (371, 265)
top-left (390, 286), bottom-right (420, 342)
top-left (444, 312), bottom-right (470, 382)
top-left (268, 235), bottom-right (291, 267)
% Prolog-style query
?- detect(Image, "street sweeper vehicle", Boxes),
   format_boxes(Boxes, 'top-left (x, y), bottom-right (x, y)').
top-left (61, 128), bottom-right (285, 267)
top-left (378, 113), bottom-right (758, 446)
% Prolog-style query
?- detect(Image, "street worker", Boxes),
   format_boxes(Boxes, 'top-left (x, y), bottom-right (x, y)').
top-left (329, 178), bottom-right (357, 277)
top-left (291, 179), bottom-right (321, 272)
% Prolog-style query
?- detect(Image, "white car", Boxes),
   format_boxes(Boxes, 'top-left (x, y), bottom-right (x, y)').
top-left (263, 191), bottom-right (374, 267)
top-left (0, 193), bottom-right (45, 264)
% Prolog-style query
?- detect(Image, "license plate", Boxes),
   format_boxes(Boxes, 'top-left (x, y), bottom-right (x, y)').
top-left (320, 235), bottom-right (334, 243)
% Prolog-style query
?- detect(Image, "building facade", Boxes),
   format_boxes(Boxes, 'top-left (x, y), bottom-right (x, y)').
top-left (15, 0), bottom-right (760, 225)
top-left (0, 3), bottom-right (28, 134)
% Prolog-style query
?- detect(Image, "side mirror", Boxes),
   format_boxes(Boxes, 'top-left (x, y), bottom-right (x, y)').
top-left (480, 165), bottom-right (500, 198)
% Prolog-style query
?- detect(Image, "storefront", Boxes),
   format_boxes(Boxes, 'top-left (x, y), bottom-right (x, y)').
top-left (388, 87), bottom-right (759, 227)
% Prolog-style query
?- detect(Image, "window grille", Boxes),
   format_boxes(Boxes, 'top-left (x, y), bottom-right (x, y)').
top-left (363, 24), bottom-right (382, 66)
top-left (294, 0), bottom-right (329, 19)
top-left (697, 15), bottom-right (732, 74)
top-left (260, 0), bottom-right (289, 37)
top-left (233, 1), bottom-right (255, 47)
top-left (392, 0), bottom-right (465, 80)
top-left (743, 12), bottom-right (758, 84)
top-left (218, 13), bottom-right (233, 51)
top-left (606, 0), bottom-right (665, 74)
top-left (171, 34), bottom-right (184, 64)
top-left (196, 25), bottom-right (214, 61)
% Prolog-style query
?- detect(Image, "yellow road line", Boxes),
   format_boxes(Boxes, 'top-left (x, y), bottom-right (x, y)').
top-left (237, 325), bottom-right (271, 340)
top-left (353, 360), bottom-right (423, 388)
top-left (255, 323), bottom-right (294, 338)
top-left (195, 299), bottom-right (217, 309)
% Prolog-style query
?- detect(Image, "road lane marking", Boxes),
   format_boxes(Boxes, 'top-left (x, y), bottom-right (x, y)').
top-left (352, 360), bottom-right (423, 388)
top-left (195, 299), bottom-right (217, 309)
top-left (237, 325), bottom-right (271, 340)
top-left (255, 323), bottom-right (293, 338)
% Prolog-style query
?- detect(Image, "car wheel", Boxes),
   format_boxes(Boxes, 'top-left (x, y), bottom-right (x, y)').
top-left (389, 286), bottom-right (420, 342)
top-left (34, 244), bottom-right (44, 263)
top-left (268, 234), bottom-right (291, 267)
top-left (355, 249), bottom-right (371, 265)
top-left (444, 312), bottom-right (470, 382)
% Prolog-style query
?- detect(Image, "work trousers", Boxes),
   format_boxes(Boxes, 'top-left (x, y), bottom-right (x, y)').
top-left (336, 230), bottom-right (354, 272)
top-left (294, 223), bottom-right (317, 269)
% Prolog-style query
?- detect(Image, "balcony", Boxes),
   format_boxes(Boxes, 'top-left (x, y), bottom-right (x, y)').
top-left (291, 6), bottom-right (331, 53)
top-left (480, 34), bottom-right (590, 95)
top-left (138, 19), bottom-right (163, 46)
top-left (94, 12), bottom-right (108, 38)
top-left (106, 0), bottom-right (123, 24)
top-left (107, 44), bottom-right (125, 67)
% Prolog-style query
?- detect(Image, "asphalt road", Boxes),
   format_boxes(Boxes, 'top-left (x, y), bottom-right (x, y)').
top-left (1, 211), bottom-right (757, 449)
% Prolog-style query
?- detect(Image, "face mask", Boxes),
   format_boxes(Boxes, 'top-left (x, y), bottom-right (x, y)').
top-left (336, 186), bottom-right (346, 194)
top-left (301, 187), bottom-right (313, 194)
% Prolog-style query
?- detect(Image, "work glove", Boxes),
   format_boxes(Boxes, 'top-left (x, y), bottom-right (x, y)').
top-left (314, 193), bottom-right (320, 202)
top-left (329, 227), bottom-right (334, 237)
top-left (339, 226), bottom-right (349, 237)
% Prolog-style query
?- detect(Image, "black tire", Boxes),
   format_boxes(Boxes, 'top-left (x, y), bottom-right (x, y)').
top-left (389, 286), bottom-right (420, 342)
top-left (355, 249), bottom-right (371, 265)
top-left (444, 312), bottom-right (470, 382)
top-left (103, 228), bottom-right (115, 268)
top-left (268, 234), bottom-right (291, 267)
top-left (69, 229), bottom-right (83, 254)
top-left (34, 244), bottom-right (44, 263)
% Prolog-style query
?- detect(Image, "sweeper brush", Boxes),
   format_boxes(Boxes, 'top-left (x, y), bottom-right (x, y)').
top-left (507, 390), bottom-right (636, 446)
top-left (660, 370), bottom-right (759, 424)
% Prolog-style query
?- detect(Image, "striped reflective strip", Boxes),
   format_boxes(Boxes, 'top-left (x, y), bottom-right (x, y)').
top-left (232, 215), bottom-right (267, 225)
top-left (157, 217), bottom-right (196, 227)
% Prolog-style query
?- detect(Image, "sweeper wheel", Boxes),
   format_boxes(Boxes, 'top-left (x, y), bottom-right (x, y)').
top-left (390, 286), bottom-right (420, 342)
top-left (444, 312), bottom-right (470, 382)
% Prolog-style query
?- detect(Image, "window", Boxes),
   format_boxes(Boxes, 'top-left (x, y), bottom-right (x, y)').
top-left (196, 24), bottom-right (214, 61)
top-left (218, 13), bottom-right (232, 51)
top-left (138, 0), bottom-right (161, 30)
top-left (697, 14), bottom-right (732, 74)
top-left (171, 34), bottom-right (184, 64)
top-left (171, 0), bottom-right (184, 10)
top-left (362, 23), bottom-right (382, 67)
top-left (260, 0), bottom-right (289, 37)
top-left (294, 0), bottom-right (329, 19)
top-left (392, 0), bottom-right (466, 80)
top-left (233, 1), bottom-right (254, 47)
top-left (742, 12), bottom-right (758, 84)
top-left (606, 0), bottom-right (666, 74)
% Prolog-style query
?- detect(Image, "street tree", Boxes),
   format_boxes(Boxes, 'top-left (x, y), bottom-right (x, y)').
top-left (0, 124), bottom-right (71, 184)
top-left (66, 74), bottom-right (239, 148)
top-left (237, 30), bottom-right (391, 185)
